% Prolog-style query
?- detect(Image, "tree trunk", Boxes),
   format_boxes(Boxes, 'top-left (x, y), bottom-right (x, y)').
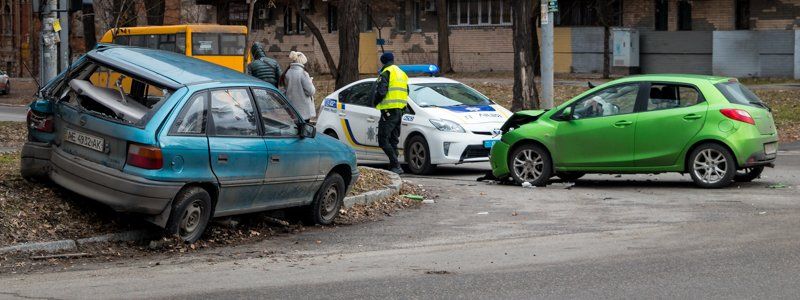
top-left (82, 4), bottom-right (97, 50)
top-left (602, 25), bottom-right (610, 79)
top-left (511, 0), bottom-right (539, 111)
top-left (243, 0), bottom-right (257, 72)
top-left (336, 0), bottom-right (361, 89)
top-left (436, 0), bottom-right (452, 73)
top-left (294, 3), bottom-right (338, 77)
top-left (144, 0), bottom-right (165, 25)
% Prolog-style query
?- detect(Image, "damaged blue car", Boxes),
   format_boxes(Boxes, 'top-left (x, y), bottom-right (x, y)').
top-left (21, 45), bottom-right (359, 242)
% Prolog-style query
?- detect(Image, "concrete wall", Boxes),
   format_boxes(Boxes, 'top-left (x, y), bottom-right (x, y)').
top-left (639, 31), bottom-right (713, 74)
top-left (712, 30), bottom-right (794, 77)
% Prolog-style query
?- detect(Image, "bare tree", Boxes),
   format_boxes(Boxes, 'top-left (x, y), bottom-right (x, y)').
top-left (290, 1), bottom-right (338, 78)
top-left (336, 0), bottom-right (360, 89)
top-left (511, 0), bottom-right (539, 111)
top-left (594, 0), bottom-right (615, 79)
top-left (436, 0), bottom-right (452, 73)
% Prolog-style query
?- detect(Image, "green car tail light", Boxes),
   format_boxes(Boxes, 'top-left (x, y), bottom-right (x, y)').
top-left (720, 108), bottom-right (754, 125)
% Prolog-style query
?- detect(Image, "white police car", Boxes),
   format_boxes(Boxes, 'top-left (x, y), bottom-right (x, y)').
top-left (316, 65), bottom-right (512, 174)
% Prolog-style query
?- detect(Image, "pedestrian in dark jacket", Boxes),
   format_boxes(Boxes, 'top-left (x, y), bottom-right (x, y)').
top-left (247, 43), bottom-right (281, 87)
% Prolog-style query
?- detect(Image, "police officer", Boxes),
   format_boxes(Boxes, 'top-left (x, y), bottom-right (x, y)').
top-left (373, 52), bottom-right (408, 174)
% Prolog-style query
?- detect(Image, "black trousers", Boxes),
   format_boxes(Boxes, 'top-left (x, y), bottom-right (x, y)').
top-left (378, 108), bottom-right (403, 166)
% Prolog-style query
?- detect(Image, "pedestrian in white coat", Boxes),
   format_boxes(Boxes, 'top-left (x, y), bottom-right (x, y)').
top-left (282, 51), bottom-right (316, 122)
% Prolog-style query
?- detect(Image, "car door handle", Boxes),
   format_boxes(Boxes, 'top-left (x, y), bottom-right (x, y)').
top-left (683, 114), bottom-right (702, 120)
top-left (270, 155), bottom-right (280, 163)
top-left (613, 120), bottom-right (633, 127)
top-left (367, 117), bottom-right (377, 123)
top-left (217, 154), bottom-right (228, 164)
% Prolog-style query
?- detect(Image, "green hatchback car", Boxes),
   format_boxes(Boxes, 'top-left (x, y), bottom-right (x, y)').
top-left (490, 74), bottom-right (778, 188)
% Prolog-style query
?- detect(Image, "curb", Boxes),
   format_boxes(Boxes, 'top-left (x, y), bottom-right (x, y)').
top-left (0, 230), bottom-right (153, 254)
top-left (342, 167), bottom-right (403, 208)
top-left (0, 168), bottom-right (402, 254)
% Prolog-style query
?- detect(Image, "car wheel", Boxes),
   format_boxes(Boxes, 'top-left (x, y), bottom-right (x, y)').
top-left (689, 143), bottom-right (736, 188)
top-left (405, 135), bottom-right (435, 175)
top-left (4, 83), bottom-right (9, 95)
top-left (556, 172), bottom-right (585, 182)
top-left (324, 129), bottom-right (339, 140)
top-left (508, 143), bottom-right (552, 186)
top-left (734, 166), bottom-right (764, 183)
top-left (306, 172), bottom-right (345, 225)
top-left (165, 187), bottom-right (212, 243)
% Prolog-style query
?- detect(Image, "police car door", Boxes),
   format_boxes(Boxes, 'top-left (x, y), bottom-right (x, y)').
top-left (337, 82), bottom-right (385, 161)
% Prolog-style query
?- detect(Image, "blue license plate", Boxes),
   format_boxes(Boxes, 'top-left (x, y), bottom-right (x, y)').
top-left (483, 139), bottom-right (499, 149)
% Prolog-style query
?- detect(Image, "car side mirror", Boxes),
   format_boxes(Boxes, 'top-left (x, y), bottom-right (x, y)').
top-left (300, 122), bottom-right (316, 138)
top-left (559, 107), bottom-right (573, 121)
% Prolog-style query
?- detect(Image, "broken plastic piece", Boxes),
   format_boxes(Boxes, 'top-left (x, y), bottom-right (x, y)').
top-left (69, 79), bottom-right (148, 123)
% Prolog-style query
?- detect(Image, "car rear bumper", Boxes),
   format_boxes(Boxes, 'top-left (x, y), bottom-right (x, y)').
top-left (49, 149), bottom-right (182, 215)
top-left (20, 142), bottom-right (52, 178)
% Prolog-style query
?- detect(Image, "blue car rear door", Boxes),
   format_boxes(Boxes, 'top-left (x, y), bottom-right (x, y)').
top-left (206, 88), bottom-right (269, 214)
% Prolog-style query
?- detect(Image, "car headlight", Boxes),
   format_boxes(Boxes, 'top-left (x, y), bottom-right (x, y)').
top-left (429, 119), bottom-right (466, 133)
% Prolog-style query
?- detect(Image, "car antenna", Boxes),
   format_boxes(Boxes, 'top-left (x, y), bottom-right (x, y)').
top-left (20, 60), bottom-right (41, 96)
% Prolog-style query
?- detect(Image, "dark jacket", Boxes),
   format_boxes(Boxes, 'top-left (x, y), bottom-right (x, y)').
top-left (247, 44), bottom-right (282, 86)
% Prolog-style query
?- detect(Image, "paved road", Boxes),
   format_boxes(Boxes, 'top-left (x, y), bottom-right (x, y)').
top-left (1, 152), bottom-right (800, 299)
top-left (0, 104), bottom-right (26, 122)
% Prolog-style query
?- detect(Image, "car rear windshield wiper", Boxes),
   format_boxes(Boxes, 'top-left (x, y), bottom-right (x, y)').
top-left (749, 101), bottom-right (771, 110)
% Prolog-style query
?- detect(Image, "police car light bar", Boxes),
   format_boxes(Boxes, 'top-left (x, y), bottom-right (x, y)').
top-left (397, 64), bottom-right (440, 77)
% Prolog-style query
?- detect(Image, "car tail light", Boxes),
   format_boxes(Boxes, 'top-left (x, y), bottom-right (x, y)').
top-left (27, 110), bottom-right (54, 133)
top-left (720, 108), bottom-right (755, 125)
top-left (127, 144), bottom-right (163, 169)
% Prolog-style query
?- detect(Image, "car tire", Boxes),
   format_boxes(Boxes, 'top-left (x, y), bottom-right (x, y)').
top-left (4, 83), bottom-right (9, 95)
top-left (324, 129), bottom-right (339, 140)
top-left (305, 172), bottom-right (346, 225)
top-left (508, 143), bottom-right (552, 187)
top-left (165, 187), bottom-right (212, 243)
top-left (688, 143), bottom-right (736, 188)
top-left (405, 135), bottom-right (435, 175)
top-left (734, 166), bottom-right (764, 183)
top-left (556, 172), bottom-right (585, 182)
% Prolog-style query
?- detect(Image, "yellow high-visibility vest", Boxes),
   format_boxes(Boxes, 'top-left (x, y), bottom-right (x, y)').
top-left (376, 65), bottom-right (409, 110)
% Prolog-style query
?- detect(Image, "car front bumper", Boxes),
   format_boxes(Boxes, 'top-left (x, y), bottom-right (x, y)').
top-left (49, 149), bottom-right (182, 215)
top-left (428, 131), bottom-right (497, 165)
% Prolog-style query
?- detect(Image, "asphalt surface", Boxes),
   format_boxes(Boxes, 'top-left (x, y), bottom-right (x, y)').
top-left (0, 104), bottom-right (25, 122)
top-left (1, 149), bottom-right (799, 299)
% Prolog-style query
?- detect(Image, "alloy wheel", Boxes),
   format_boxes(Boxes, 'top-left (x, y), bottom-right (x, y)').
top-left (692, 148), bottom-right (728, 184)
top-left (409, 142), bottom-right (426, 170)
top-left (513, 149), bottom-right (544, 182)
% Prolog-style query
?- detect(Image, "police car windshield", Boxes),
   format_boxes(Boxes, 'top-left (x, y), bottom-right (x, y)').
top-left (409, 83), bottom-right (493, 107)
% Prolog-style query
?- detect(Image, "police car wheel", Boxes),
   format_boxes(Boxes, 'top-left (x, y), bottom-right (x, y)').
top-left (405, 135), bottom-right (435, 175)
top-left (323, 129), bottom-right (339, 140)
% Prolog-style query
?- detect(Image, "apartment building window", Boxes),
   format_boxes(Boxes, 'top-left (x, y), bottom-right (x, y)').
top-left (396, 0), bottom-right (422, 32)
top-left (677, 0), bottom-right (692, 30)
top-left (227, 2), bottom-right (248, 25)
top-left (448, 0), bottom-right (511, 27)
top-left (735, 0), bottom-right (750, 30)
top-left (555, 0), bottom-right (623, 27)
top-left (654, 0), bottom-right (668, 31)
top-left (361, 11), bottom-right (373, 32)
top-left (284, 6), bottom-right (305, 35)
top-left (328, 4), bottom-right (338, 33)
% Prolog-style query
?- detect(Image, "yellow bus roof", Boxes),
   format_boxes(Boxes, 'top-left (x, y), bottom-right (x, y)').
top-left (100, 24), bottom-right (248, 41)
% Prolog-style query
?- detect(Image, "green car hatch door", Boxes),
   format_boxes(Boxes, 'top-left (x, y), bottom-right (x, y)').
top-left (633, 82), bottom-right (708, 167)
top-left (554, 82), bottom-right (645, 168)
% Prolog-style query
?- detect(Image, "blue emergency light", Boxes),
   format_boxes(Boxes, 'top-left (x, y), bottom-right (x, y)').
top-left (397, 64), bottom-right (440, 77)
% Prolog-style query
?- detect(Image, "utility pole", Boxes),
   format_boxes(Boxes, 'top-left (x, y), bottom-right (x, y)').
top-left (540, 1), bottom-right (555, 109)
top-left (41, 0), bottom-right (58, 83)
top-left (58, 0), bottom-right (70, 73)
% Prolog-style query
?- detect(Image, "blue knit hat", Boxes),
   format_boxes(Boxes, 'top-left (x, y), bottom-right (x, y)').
top-left (380, 52), bottom-right (394, 64)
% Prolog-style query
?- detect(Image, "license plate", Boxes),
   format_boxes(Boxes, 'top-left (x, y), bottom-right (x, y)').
top-left (764, 142), bottom-right (778, 155)
top-left (65, 129), bottom-right (105, 152)
top-left (484, 139), bottom-right (499, 149)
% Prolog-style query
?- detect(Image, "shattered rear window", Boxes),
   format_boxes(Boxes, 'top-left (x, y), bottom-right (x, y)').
top-left (62, 63), bottom-right (174, 126)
